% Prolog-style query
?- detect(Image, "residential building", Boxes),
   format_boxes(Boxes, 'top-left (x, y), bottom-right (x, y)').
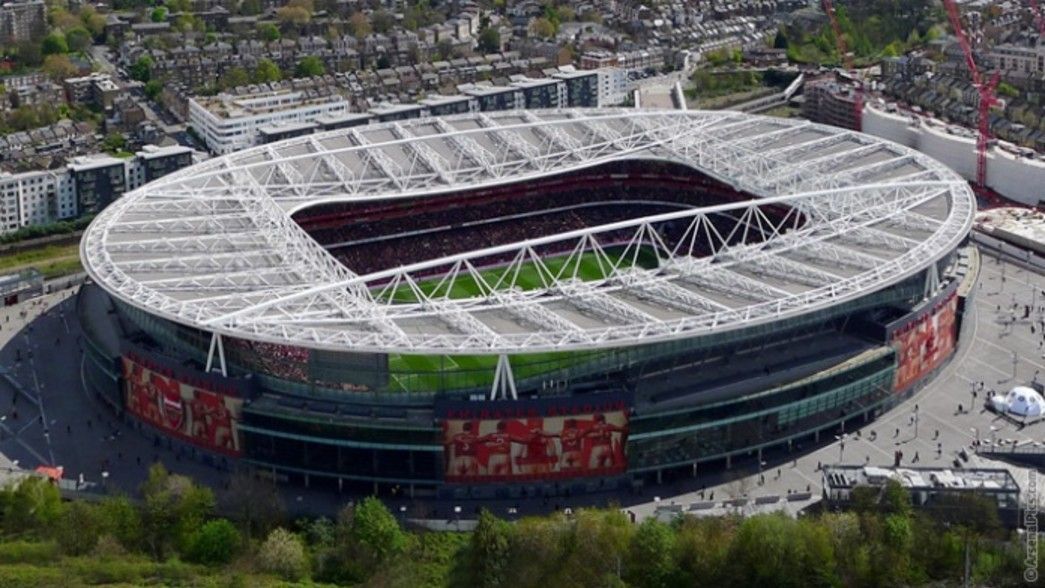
top-left (0, 169), bottom-right (76, 233)
top-left (64, 73), bottom-right (124, 110)
top-left (69, 155), bottom-right (129, 216)
top-left (990, 39), bottom-right (1045, 77)
top-left (0, 0), bottom-right (44, 45)
top-left (511, 76), bottom-right (568, 109)
top-left (802, 77), bottom-right (862, 131)
top-left (189, 90), bottom-right (351, 154)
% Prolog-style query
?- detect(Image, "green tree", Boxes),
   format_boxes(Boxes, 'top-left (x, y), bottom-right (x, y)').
top-left (42, 54), bottom-right (78, 81)
top-left (65, 27), bottom-right (92, 53)
top-left (258, 528), bottom-right (309, 581)
top-left (102, 132), bottom-right (126, 153)
top-left (41, 32), bottom-right (69, 55)
top-left (350, 497), bottom-right (408, 564)
top-left (624, 519), bottom-right (675, 588)
top-left (349, 11), bottom-right (371, 39)
top-left (139, 463), bottom-right (215, 559)
top-left (997, 82), bottom-right (1019, 99)
top-left (478, 27), bottom-right (501, 54)
top-left (295, 55), bottom-right (325, 77)
top-left (529, 17), bottom-right (556, 39)
top-left (257, 22), bottom-right (280, 42)
top-left (371, 9), bottom-right (393, 34)
top-left (144, 79), bottom-right (163, 99)
top-left (773, 29), bottom-right (789, 49)
top-left (239, 0), bottom-right (262, 15)
top-left (97, 496), bottom-right (143, 553)
top-left (56, 501), bottom-right (101, 555)
top-left (0, 477), bottom-right (65, 536)
top-left (468, 509), bottom-right (513, 587)
top-left (81, 6), bottom-right (107, 38)
top-left (221, 67), bottom-right (250, 89)
top-left (185, 519), bottom-right (240, 565)
top-left (129, 55), bottom-right (153, 82)
top-left (150, 7), bottom-right (167, 22)
top-left (253, 58), bottom-right (282, 83)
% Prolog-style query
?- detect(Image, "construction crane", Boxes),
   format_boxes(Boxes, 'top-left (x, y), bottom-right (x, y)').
top-left (821, 0), bottom-right (863, 131)
top-left (1029, 0), bottom-right (1045, 36)
top-left (942, 0), bottom-right (1000, 193)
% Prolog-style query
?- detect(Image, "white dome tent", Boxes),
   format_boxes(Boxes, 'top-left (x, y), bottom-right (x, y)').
top-left (990, 386), bottom-right (1045, 419)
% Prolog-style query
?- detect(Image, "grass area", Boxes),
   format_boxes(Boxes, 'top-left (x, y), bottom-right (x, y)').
top-left (0, 242), bottom-right (82, 279)
top-left (0, 540), bottom-right (284, 587)
top-left (381, 248), bottom-right (653, 393)
top-left (762, 105), bottom-right (802, 119)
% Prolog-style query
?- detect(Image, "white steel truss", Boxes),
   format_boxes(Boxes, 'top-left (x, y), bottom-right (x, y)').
top-left (81, 109), bottom-right (976, 355)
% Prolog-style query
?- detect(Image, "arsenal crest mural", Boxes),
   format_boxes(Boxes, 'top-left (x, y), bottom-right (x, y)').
top-left (122, 355), bottom-right (243, 456)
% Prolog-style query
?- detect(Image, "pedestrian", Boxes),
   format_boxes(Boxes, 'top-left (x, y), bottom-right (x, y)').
top-left (937, 442), bottom-right (942, 455)
top-left (913, 451), bottom-right (919, 463)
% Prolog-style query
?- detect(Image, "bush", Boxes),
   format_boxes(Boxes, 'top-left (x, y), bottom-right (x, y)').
top-left (185, 519), bottom-right (240, 565)
top-left (0, 541), bottom-right (58, 565)
top-left (257, 528), bottom-right (308, 581)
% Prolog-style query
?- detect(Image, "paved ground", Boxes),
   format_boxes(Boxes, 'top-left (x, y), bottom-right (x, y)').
top-left (0, 245), bottom-right (1041, 522)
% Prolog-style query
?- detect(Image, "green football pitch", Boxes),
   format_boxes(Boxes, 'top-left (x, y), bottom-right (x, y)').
top-left (381, 248), bottom-right (656, 393)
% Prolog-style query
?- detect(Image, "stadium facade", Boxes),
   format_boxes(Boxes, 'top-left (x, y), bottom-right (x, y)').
top-left (78, 109), bottom-right (976, 498)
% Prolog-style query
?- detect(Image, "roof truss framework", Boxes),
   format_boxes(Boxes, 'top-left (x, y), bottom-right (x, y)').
top-left (82, 110), bottom-right (976, 354)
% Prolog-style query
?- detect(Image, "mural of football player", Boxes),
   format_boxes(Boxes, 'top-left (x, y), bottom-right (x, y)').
top-left (586, 413), bottom-right (626, 470)
top-left (448, 421), bottom-right (480, 477)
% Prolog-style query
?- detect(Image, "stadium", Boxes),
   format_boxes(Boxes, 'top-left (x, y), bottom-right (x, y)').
top-left (78, 109), bottom-right (976, 499)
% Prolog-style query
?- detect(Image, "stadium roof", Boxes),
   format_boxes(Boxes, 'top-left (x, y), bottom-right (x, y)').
top-left (82, 109), bottom-right (975, 355)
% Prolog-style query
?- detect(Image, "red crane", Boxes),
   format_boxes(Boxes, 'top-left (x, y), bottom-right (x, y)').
top-left (1029, 0), bottom-right (1045, 36)
top-left (821, 0), bottom-right (863, 131)
top-left (942, 0), bottom-right (999, 193)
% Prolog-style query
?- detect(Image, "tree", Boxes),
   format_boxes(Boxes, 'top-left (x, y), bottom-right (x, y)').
top-left (253, 58), bottom-right (282, 83)
top-left (15, 40), bottom-right (43, 67)
top-left (350, 497), bottom-right (408, 564)
top-left (103, 132), bottom-right (126, 153)
top-left (41, 32), bottom-right (69, 55)
top-left (57, 501), bottom-right (101, 555)
top-left (349, 11), bottom-right (371, 39)
top-left (129, 56), bottom-right (153, 82)
top-left (624, 519), bottom-right (676, 588)
top-left (65, 27), bottom-right (92, 53)
top-left (257, 22), bottom-right (280, 42)
top-left (42, 54), bottom-right (78, 81)
top-left (81, 6), bottom-right (107, 37)
top-left (997, 82), bottom-right (1019, 99)
top-left (773, 29), bottom-right (789, 49)
top-left (258, 528), bottom-right (309, 581)
top-left (96, 496), bottom-right (142, 553)
top-left (218, 470), bottom-right (285, 543)
top-left (529, 17), bottom-right (556, 39)
top-left (144, 79), bottom-right (163, 100)
top-left (239, 0), bottom-right (262, 15)
top-left (185, 519), bottom-right (240, 565)
top-left (468, 509), bottom-right (513, 587)
top-left (478, 27), bottom-right (500, 54)
top-left (0, 477), bottom-right (64, 536)
top-left (221, 67), bottom-right (250, 89)
top-left (276, 5), bottom-right (311, 26)
top-left (371, 9), bottom-right (393, 34)
top-left (150, 7), bottom-right (168, 22)
top-left (139, 463), bottom-right (215, 559)
top-left (295, 55), bottom-right (325, 77)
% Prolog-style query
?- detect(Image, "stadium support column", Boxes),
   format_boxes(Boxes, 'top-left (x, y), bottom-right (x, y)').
top-left (205, 332), bottom-right (227, 377)
top-left (924, 263), bottom-right (941, 300)
top-left (489, 354), bottom-right (518, 400)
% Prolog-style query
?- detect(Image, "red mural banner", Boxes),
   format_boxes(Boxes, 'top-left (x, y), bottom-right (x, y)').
top-left (442, 402), bottom-right (628, 484)
top-left (891, 292), bottom-right (958, 392)
top-left (122, 356), bottom-right (243, 456)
